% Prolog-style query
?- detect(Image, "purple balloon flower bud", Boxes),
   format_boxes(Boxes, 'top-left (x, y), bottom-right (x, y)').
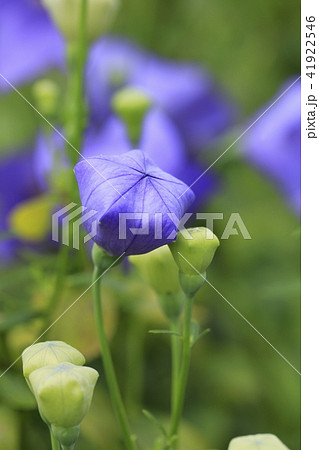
top-left (74, 150), bottom-right (195, 256)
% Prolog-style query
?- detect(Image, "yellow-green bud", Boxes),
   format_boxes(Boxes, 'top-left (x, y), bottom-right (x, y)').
top-left (129, 245), bottom-right (180, 296)
top-left (29, 362), bottom-right (99, 429)
top-left (32, 79), bottom-right (60, 117)
top-left (169, 227), bottom-right (220, 276)
top-left (42, 0), bottom-right (120, 43)
top-left (228, 434), bottom-right (289, 450)
top-left (112, 87), bottom-right (152, 144)
top-left (169, 227), bottom-right (219, 296)
top-left (22, 341), bottom-right (85, 379)
top-left (91, 243), bottom-right (121, 272)
top-left (130, 245), bottom-right (183, 319)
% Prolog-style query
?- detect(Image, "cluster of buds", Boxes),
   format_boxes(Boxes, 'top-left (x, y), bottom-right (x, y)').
top-left (22, 341), bottom-right (99, 448)
top-left (130, 227), bottom-right (220, 321)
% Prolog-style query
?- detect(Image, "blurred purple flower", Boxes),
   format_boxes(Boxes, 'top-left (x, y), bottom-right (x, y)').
top-left (85, 37), bottom-right (234, 151)
top-left (85, 39), bottom-right (145, 120)
top-left (33, 109), bottom-right (216, 206)
top-left (242, 78), bottom-right (301, 213)
top-left (74, 150), bottom-right (195, 256)
top-left (83, 107), bottom-right (186, 175)
top-left (0, 150), bottom-right (38, 260)
top-left (33, 131), bottom-right (68, 190)
top-left (0, 0), bottom-right (64, 90)
top-left (133, 57), bottom-right (234, 152)
top-left (83, 108), bottom-right (217, 205)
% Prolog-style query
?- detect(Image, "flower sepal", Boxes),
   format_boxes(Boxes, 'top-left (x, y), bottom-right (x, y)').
top-left (51, 424), bottom-right (81, 448)
top-left (91, 243), bottom-right (121, 272)
top-left (179, 271), bottom-right (206, 297)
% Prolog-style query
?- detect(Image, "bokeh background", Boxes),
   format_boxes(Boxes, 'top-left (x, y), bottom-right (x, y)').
top-left (0, 0), bottom-right (300, 449)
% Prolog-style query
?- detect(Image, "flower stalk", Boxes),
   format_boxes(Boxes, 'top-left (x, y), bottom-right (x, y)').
top-left (169, 317), bottom-right (181, 416)
top-left (50, 429), bottom-right (60, 450)
top-left (168, 295), bottom-right (194, 449)
top-left (92, 263), bottom-right (137, 450)
top-left (65, 0), bottom-right (88, 166)
top-left (167, 228), bottom-right (220, 448)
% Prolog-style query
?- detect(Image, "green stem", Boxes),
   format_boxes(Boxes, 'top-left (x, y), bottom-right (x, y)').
top-left (50, 429), bottom-right (60, 450)
top-left (65, 0), bottom-right (88, 166)
top-left (48, 244), bottom-right (69, 312)
top-left (125, 315), bottom-right (144, 414)
top-left (170, 319), bottom-right (180, 415)
top-left (39, 244), bottom-right (69, 335)
top-left (92, 266), bottom-right (137, 450)
top-left (169, 296), bottom-right (194, 449)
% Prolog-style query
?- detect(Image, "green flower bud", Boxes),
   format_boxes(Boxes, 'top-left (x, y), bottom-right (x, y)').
top-left (169, 228), bottom-right (219, 296)
top-left (228, 434), bottom-right (289, 450)
top-left (169, 227), bottom-right (220, 276)
top-left (22, 341), bottom-right (85, 379)
top-left (112, 87), bottom-right (152, 144)
top-left (42, 0), bottom-right (120, 43)
top-left (91, 243), bottom-right (121, 272)
top-left (130, 246), bottom-right (183, 319)
top-left (29, 362), bottom-right (99, 429)
top-left (32, 79), bottom-right (60, 118)
top-left (130, 245), bottom-right (180, 296)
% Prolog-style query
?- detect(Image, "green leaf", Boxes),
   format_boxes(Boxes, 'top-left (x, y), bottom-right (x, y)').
top-left (142, 409), bottom-right (168, 438)
top-left (191, 327), bottom-right (211, 348)
top-left (148, 329), bottom-right (181, 336)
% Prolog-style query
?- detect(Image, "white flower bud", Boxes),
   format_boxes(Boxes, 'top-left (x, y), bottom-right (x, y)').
top-left (42, 0), bottom-right (120, 42)
top-left (228, 434), bottom-right (289, 450)
top-left (29, 362), bottom-right (99, 429)
top-left (22, 341), bottom-right (85, 379)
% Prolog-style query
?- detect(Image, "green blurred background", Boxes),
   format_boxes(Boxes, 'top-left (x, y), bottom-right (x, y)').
top-left (0, 0), bottom-right (300, 449)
